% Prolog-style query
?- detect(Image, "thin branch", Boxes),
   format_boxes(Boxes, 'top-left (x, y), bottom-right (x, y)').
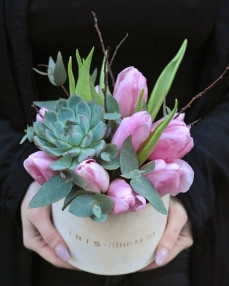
top-left (174, 65), bottom-right (229, 119)
top-left (61, 85), bottom-right (70, 98)
top-left (91, 11), bottom-right (115, 87)
top-left (31, 104), bottom-right (43, 118)
top-left (110, 33), bottom-right (129, 68)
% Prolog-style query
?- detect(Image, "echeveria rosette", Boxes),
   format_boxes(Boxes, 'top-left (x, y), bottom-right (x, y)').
top-left (31, 94), bottom-right (107, 171)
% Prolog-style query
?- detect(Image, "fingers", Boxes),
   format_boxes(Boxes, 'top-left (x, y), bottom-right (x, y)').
top-left (140, 197), bottom-right (193, 271)
top-left (21, 181), bottom-right (77, 269)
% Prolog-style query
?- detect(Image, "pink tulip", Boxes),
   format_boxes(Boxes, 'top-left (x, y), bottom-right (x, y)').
top-left (36, 107), bottom-right (48, 123)
top-left (129, 191), bottom-right (146, 212)
top-left (107, 179), bottom-right (135, 214)
top-left (144, 159), bottom-right (194, 197)
top-left (111, 111), bottom-right (152, 153)
top-left (23, 151), bottom-right (57, 185)
top-left (74, 159), bottom-right (109, 193)
top-left (114, 67), bottom-right (148, 118)
top-left (149, 113), bottom-right (194, 161)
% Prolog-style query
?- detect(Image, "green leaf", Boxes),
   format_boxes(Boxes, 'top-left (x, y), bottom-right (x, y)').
top-left (63, 147), bottom-right (81, 157)
top-left (134, 88), bottom-right (145, 113)
top-left (121, 169), bottom-right (142, 179)
top-left (120, 136), bottom-right (139, 174)
top-left (103, 144), bottom-right (118, 158)
top-left (130, 175), bottom-right (168, 215)
top-left (90, 140), bottom-right (106, 156)
top-left (55, 139), bottom-right (72, 151)
top-left (69, 194), bottom-right (94, 217)
top-left (94, 194), bottom-right (114, 214)
top-left (54, 51), bottom-right (67, 86)
top-left (75, 48), bottom-right (94, 101)
top-left (47, 56), bottom-right (56, 85)
top-left (137, 99), bottom-right (178, 166)
top-left (29, 175), bottom-right (72, 208)
top-left (68, 56), bottom-right (75, 95)
top-left (62, 186), bottom-right (80, 210)
top-left (89, 74), bottom-right (104, 106)
top-left (34, 100), bottom-right (57, 110)
top-left (80, 131), bottom-right (93, 147)
top-left (101, 152), bottom-right (111, 162)
top-left (106, 94), bottom-right (120, 113)
top-left (90, 213), bottom-right (107, 222)
top-left (100, 156), bottom-right (120, 170)
top-left (147, 39), bottom-right (187, 121)
top-left (88, 103), bottom-right (104, 129)
top-left (64, 169), bottom-right (87, 188)
top-left (67, 94), bottom-right (82, 113)
top-left (92, 203), bottom-right (102, 218)
top-left (50, 157), bottom-right (73, 171)
top-left (103, 113), bottom-right (121, 120)
top-left (91, 68), bottom-right (97, 84)
top-left (141, 161), bottom-right (155, 175)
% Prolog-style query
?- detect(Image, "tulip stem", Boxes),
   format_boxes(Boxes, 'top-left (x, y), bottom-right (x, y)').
top-left (175, 65), bottom-right (229, 118)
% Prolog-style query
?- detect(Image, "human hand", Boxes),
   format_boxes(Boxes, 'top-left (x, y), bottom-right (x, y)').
top-left (140, 196), bottom-right (193, 271)
top-left (21, 181), bottom-right (77, 269)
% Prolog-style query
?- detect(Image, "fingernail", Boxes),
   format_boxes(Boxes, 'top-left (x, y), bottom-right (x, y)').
top-left (55, 244), bottom-right (70, 261)
top-left (155, 248), bottom-right (168, 266)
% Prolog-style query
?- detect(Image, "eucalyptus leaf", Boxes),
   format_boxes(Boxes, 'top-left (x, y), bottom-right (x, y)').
top-left (54, 51), bottom-right (67, 86)
top-left (48, 56), bottom-right (56, 85)
top-left (69, 194), bottom-right (94, 217)
top-left (130, 175), bottom-right (168, 215)
top-left (92, 203), bottom-right (102, 218)
top-left (120, 136), bottom-right (139, 174)
top-left (104, 113), bottom-right (121, 120)
top-left (64, 169), bottom-right (87, 188)
top-left (29, 175), bottom-right (72, 208)
top-left (121, 169), bottom-right (142, 179)
top-left (94, 194), bottom-right (114, 214)
top-left (141, 161), bottom-right (155, 175)
top-left (50, 157), bottom-right (73, 171)
top-left (90, 213), bottom-right (107, 222)
top-left (106, 94), bottom-right (120, 114)
top-left (101, 152), bottom-right (111, 161)
top-left (147, 39), bottom-right (187, 121)
top-left (100, 156), bottom-right (120, 170)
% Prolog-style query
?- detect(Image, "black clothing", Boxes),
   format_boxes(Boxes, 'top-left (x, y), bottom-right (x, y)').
top-left (1, 0), bottom-right (229, 285)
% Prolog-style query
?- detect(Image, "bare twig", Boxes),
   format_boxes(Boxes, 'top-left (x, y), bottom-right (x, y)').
top-left (91, 11), bottom-right (115, 87)
top-left (109, 33), bottom-right (129, 68)
top-left (31, 104), bottom-right (43, 118)
top-left (61, 84), bottom-right (70, 98)
top-left (174, 65), bottom-right (229, 119)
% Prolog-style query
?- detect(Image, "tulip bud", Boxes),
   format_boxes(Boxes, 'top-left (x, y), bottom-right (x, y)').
top-left (74, 159), bottom-right (109, 193)
top-left (114, 67), bottom-right (148, 117)
top-left (36, 107), bottom-right (48, 123)
top-left (149, 113), bottom-right (194, 161)
top-left (129, 191), bottom-right (146, 212)
top-left (143, 159), bottom-right (194, 197)
top-left (107, 179), bottom-right (135, 214)
top-left (111, 111), bottom-right (152, 153)
top-left (23, 151), bottom-right (57, 185)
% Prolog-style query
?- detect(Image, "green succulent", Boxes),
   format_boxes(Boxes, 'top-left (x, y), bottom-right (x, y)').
top-left (32, 94), bottom-right (107, 171)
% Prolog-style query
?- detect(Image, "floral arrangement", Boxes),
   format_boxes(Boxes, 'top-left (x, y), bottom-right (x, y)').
top-left (21, 39), bottom-right (194, 222)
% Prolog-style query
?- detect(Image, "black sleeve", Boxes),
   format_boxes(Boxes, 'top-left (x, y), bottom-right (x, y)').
top-left (0, 118), bottom-right (38, 223)
top-left (177, 90), bottom-right (229, 239)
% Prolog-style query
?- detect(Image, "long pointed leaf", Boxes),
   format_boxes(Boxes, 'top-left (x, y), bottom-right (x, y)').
top-left (147, 39), bottom-right (187, 121)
